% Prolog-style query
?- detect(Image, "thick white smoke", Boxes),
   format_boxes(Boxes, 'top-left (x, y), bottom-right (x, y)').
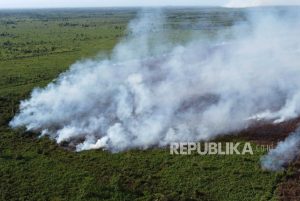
top-left (261, 128), bottom-right (300, 170)
top-left (10, 8), bottom-right (300, 164)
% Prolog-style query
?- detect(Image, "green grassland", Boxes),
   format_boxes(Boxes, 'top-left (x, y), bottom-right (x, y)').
top-left (0, 8), bottom-right (283, 201)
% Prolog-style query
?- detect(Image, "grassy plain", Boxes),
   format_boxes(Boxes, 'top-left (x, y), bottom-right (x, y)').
top-left (0, 8), bottom-right (283, 201)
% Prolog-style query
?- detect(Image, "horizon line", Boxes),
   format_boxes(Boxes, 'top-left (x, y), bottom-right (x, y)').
top-left (1, 5), bottom-right (300, 10)
top-left (0, 5), bottom-right (224, 9)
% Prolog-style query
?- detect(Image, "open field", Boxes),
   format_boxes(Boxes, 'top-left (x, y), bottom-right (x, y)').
top-left (0, 8), bottom-right (290, 201)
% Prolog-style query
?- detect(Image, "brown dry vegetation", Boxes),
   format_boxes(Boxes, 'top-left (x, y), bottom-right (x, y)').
top-left (238, 118), bottom-right (300, 201)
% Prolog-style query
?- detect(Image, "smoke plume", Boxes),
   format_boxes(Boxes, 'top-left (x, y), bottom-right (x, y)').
top-left (10, 7), bottom-right (300, 167)
top-left (261, 129), bottom-right (300, 170)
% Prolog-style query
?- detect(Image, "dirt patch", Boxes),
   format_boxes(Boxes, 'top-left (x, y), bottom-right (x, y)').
top-left (239, 117), bottom-right (300, 146)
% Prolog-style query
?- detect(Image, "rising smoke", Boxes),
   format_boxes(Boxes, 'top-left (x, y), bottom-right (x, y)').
top-left (261, 128), bottom-right (300, 171)
top-left (10, 8), bottom-right (300, 170)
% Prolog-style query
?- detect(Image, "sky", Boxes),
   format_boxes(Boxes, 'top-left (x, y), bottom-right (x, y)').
top-left (226, 0), bottom-right (300, 7)
top-left (0, 0), bottom-right (227, 8)
top-left (0, 0), bottom-right (299, 8)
